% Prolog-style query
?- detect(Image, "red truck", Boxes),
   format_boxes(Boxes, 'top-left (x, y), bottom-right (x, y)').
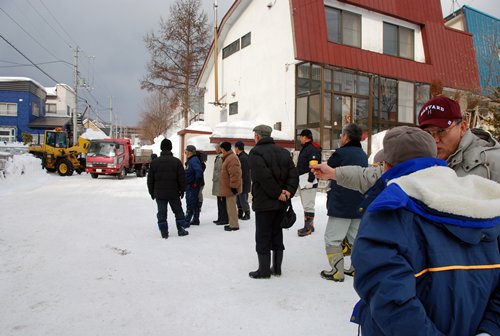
top-left (85, 138), bottom-right (152, 179)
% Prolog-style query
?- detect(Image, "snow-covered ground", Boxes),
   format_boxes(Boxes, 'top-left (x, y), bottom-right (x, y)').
top-left (0, 155), bottom-right (360, 336)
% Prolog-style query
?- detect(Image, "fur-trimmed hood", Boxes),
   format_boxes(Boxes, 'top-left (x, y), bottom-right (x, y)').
top-left (368, 158), bottom-right (500, 229)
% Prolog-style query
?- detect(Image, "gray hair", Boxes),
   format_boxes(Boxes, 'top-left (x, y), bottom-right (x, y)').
top-left (342, 123), bottom-right (363, 142)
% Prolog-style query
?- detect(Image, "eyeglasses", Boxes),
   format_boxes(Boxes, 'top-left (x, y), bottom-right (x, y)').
top-left (424, 121), bottom-right (461, 139)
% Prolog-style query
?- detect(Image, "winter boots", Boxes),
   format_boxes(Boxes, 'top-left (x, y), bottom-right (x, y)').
top-left (297, 212), bottom-right (315, 237)
top-left (176, 220), bottom-right (189, 237)
top-left (320, 246), bottom-right (344, 282)
top-left (249, 253), bottom-right (271, 279)
top-left (270, 250), bottom-right (283, 276)
top-left (241, 210), bottom-right (251, 220)
top-left (158, 222), bottom-right (169, 239)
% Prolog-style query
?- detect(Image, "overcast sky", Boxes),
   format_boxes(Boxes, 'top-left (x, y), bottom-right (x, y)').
top-left (0, 0), bottom-right (498, 127)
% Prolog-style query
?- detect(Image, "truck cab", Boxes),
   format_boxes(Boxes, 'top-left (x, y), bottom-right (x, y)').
top-left (86, 138), bottom-right (151, 179)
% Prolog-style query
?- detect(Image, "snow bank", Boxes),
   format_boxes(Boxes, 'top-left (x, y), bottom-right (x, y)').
top-left (0, 154), bottom-right (50, 191)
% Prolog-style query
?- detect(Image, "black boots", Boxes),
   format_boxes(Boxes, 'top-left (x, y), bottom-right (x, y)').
top-left (176, 220), bottom-right (189, 237)
top-left (158, 223), bottom-right (168, 239)
top-left (241, 210), bottom-right (251, 220)
top-left (238, 208), bottom-right (243, 219)
top-left (249, 254), bottom-right (271, 279)
top-left (270, 250), bottom-right (283, 276)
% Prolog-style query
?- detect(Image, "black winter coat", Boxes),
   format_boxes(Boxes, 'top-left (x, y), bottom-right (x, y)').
top-left (237, 151), bottom-right (251, 194)
top-left (147, 150), bottom-right (186, 200)
top-left (296, 140), bottom-right (322, 185)
top-left (249, 137), bottom-right (299, 212)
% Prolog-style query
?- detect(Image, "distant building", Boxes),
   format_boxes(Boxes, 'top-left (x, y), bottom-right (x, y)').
top-left (445, 5), bottom-right (500, 94)
top-left (197, 0), bottom-right (480, 153)
top-left (45, 83), bottom-right (76, 118)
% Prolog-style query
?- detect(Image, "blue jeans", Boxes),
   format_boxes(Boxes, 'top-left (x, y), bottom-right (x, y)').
top-left (185, 186), bottom-right (200, 225)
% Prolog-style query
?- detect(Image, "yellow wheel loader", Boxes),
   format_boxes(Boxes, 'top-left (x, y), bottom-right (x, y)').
top-left (28, 128), bottom-right (90, 176)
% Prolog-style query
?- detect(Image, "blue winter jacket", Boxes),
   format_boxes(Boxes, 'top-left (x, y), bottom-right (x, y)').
top-left (327, 141), bottom-right (368, 218)
top-left (352, 158), bottom-right (500, 336)
top-left (185, 155), bottom-right (204, 188)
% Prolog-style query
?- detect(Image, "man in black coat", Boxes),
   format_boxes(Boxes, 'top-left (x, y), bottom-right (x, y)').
top-left (147, 139), bottom-right (189, 239)
top-left (248, 125), bottom-right (299, 279)
top-left (235, 141), bottom-right (251, 220)
top-left (296, 129), bottom-right (322, 237)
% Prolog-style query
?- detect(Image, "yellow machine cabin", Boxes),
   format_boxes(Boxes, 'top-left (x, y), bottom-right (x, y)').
top-left (28, 128), bottom-right (90, 176)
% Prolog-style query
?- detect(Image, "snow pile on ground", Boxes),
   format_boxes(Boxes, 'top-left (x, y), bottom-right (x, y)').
top-left (0, 154), bottom-right (51, 192)
top-left (362, 130), bottom-right (386, 164)
top-left (142, 131), bottom-right (182, 158)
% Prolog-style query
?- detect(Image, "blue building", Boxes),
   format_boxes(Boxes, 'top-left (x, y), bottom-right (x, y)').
top-left (446, 6), bottom-right (500, 94)
top-left (0, 77), bottom-right (70, 143)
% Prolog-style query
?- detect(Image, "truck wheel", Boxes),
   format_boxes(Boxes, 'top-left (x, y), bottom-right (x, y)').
top-left (91, 173), bottom-right (98, 179)
top-left (57, 159), bottom-right (74, 176)
top-left (117, 167), bottom-right (126, 180)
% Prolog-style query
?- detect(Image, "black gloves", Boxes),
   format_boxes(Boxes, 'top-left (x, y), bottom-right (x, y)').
top-left (231, 187), bottom-right (238, 195)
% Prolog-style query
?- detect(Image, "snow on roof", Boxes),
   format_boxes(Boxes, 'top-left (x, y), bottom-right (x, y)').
top-left (80, 128), bottom-right (109, 140)
top-left (0, 76), bottom-right (46, 91)
top-left (186, 135), bottom-right (217, 152)
top-left (211, 120), bottom-right (293, 141)
top-left (45, 87), bottom-right (57, 96)
top-left (185, 121), bottom-right (213, 133)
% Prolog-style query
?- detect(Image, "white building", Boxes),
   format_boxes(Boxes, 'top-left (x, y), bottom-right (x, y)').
top-left (45, 83), bottom-right (76, 118)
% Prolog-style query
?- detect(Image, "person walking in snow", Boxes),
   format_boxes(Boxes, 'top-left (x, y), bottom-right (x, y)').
top-left (219, 142), bottom-right (242, 231)
top-left (147, 139), bottom-right (189, 238)
top-left (296, 129), bottom-right (322, 237)
top-left (248, 124), bottom-right (298, 279)
top-left (212, 143), bottom-right (229, 225)
top-left (321, 123), bottom-right (367, 283)
top-left (184, 145), bottom-right (204, 227)
top-left (350, 126), bottom-right (500, 336)
top-left (235, 141), bottom-right (251, 221)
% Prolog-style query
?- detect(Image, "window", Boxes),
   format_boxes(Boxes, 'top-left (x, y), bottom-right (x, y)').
top-left (383, 22), bottom-right (414, 59)
top-left (32, 103), bottom-right (40, 117)
top-left (229, 102), bottom-right (238, 115)
top-left (0, 127), bottom-right (16, 142)
top-left (241, 32), bottom-right (251, 49)
top-left (325, 7), bottom-right (361, 48)
top-left (398, 81), bottom-right (414, 123)
top-left (0, 103), bottom-right (17, 116)
top-left (222, 39), bottom-right (240, 59)
top-left (380, 78), bottom-right (398, 121)
top-left (46, 103), bottom-right (57, 114)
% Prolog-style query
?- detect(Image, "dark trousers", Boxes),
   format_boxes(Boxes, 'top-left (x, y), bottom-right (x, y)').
top-left (186, 187), bottom-right (200, 224)
top-left (255, 209), bottom-right (286, 254)
top-left (156, 197), bottom-right (185, 231)
top-left (217, 196), bottom-right (228, 222)
top-left (236, 192), bottom-right (250, 211)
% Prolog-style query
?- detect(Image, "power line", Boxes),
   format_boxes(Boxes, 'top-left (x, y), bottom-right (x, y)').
top-left (0, 7), bottom-right (70, 65)
top-left (39, 0), bottom-right (78, 48)
top-left (0, 33), bottom-right (59, 83)
top-left (26, 0), bottom-right (73, 49)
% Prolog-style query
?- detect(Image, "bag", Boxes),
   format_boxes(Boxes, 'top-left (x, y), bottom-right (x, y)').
top-left (281, 201), bottom-right (296, 229)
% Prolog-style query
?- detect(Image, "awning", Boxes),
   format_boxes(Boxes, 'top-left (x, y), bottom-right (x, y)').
top-left (28, 117), bottom-right (71, 129)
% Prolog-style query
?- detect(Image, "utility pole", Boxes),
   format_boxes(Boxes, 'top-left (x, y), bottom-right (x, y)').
top-left (109, 96), bottom-right (113, 138)
top-left (73, 47), bottom-right (79, 145)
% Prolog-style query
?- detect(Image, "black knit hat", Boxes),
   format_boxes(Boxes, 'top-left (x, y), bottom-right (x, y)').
top-left (220, 141), bottom-right (231, 152)
top-left (161, 139), bottom-right (172, 151)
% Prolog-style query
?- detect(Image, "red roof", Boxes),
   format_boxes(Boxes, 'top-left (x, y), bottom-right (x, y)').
top-left (290, 0), bottom-right (480, 91)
